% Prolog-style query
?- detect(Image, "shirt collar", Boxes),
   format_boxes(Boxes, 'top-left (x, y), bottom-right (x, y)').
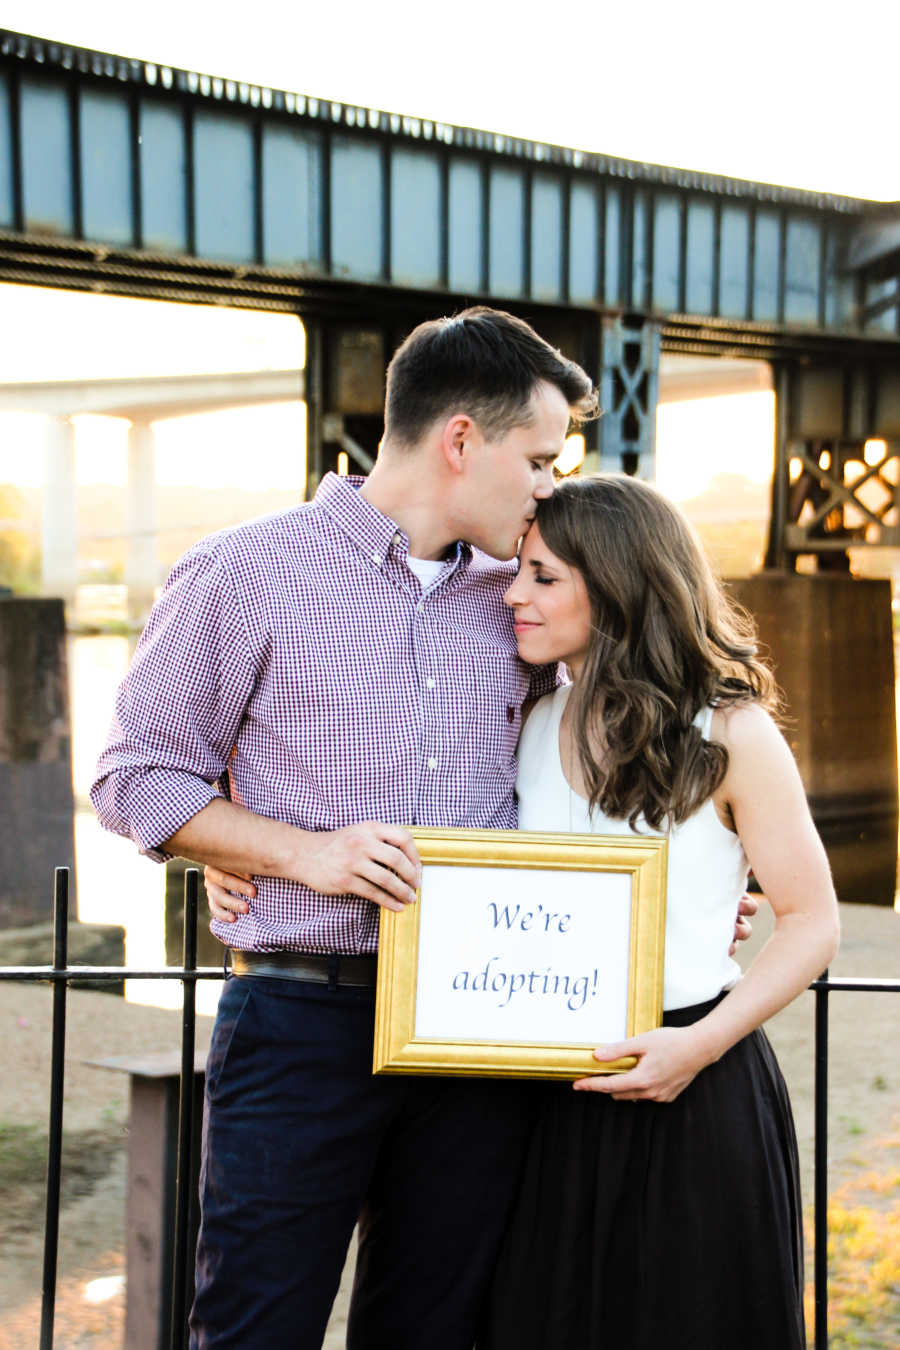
top-left (314, 472), bottom-right (472, 573)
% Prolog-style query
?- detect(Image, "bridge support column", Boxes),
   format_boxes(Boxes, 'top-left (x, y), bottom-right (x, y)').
top-left (305, 322), bottom-right (387, 497)
top-left (586, 317), bottom-right (660, 477)
top-left (766, 359), bottom-right (900, 567)
top-left (0, 596), bottom-right (76, 926)
top-left (41, 416), bottom-right (78, 609)
top-left (126, 418), bottom-right (158, 627)
top-left (305, 320), bottom-right (325, 495)
top-left (730, 574), bottom-right (897, 905)
top-left (754, 356), bottom-right (900, 905)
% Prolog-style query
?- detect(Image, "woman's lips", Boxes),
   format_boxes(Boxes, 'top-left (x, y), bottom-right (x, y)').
top-left (513, 621), bottom-right (541, 634)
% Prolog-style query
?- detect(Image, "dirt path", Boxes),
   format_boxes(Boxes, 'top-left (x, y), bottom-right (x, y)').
top-left (1, 899), bottom-right (898, 1348)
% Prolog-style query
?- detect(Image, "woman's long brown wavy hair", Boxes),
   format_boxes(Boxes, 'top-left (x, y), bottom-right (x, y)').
top-left (534, 474), bottom-right (778, 830)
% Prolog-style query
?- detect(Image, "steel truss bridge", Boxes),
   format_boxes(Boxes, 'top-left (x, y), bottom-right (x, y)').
top-left (1, 27), bottom-right (900, 566)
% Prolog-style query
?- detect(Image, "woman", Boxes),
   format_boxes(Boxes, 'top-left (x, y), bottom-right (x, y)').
top-left (482, 473), bottom-right (839, 1349)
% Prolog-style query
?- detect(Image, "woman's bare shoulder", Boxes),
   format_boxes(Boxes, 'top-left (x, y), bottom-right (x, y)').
top-left (712, 703), bottom-right (802, 812)
top-left (711, 700), bottom-right (783, 753)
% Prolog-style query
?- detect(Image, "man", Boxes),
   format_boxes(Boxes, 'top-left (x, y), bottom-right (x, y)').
top-left (92, 307), bottom-right (599, 1349)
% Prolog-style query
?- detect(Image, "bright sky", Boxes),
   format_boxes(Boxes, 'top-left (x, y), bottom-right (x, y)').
top-left (3, 0), bottom-right (898, 200)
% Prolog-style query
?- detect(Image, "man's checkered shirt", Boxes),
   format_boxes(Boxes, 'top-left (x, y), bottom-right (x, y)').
top-left (92, 473), bottom-right (556, 955)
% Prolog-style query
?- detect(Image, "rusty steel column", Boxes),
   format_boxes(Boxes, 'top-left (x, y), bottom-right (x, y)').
top-left (304, 317), bottom-right (325, 498)
top-left (764, 363), bottom-right (791, 572)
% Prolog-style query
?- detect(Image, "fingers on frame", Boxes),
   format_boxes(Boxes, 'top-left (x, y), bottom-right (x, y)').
top-left (357, 859), bottom-right (416, 903)
top-left (372, 823), bottom-right (421, 868)
top-left (369, 841), bottom-right (419, 888)
top-left (352, 878), bottom-right (405, 912)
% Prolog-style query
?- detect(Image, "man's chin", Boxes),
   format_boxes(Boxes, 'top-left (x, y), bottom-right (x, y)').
top-left (474, 536), bottom-right (519, 561)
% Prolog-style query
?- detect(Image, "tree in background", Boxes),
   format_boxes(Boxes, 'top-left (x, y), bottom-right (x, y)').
top-left (0, 485), bottom-right (41, 593)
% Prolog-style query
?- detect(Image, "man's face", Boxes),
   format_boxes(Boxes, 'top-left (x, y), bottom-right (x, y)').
top-left (458, 381), bottom-right (572, 560)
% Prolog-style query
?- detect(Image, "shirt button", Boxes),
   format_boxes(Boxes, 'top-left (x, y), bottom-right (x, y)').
top-left (427, 757), bottom-right (438, 770)
top-left (372, 552), bottom-right (382, 566)
top-left (416, 601), bottom-right (425, 614)
top-left (392, 533), bottom-right (402, 546)
top-left (425, 677), bottom-right (435, 689)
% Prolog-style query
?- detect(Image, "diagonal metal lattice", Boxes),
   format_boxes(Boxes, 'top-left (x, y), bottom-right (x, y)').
top-left (784, 438), bottom-right (900, 554)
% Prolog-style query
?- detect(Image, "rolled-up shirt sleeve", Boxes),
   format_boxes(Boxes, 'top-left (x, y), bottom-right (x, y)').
top-left (91, 546), bottom-right (258, 861)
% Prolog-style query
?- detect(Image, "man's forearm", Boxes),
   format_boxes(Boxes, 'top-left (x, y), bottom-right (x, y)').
top-left (165, 798), bottom-right (313, 881)
top-left (165, 800), bottom-right (421, 911)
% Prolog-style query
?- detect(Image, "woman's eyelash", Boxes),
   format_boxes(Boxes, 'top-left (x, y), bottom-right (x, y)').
top-left (535, 574), bottom-right (555, 586)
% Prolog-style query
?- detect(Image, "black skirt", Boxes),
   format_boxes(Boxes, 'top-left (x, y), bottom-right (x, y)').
top-left (480, 995), bottom-right (805, 1350)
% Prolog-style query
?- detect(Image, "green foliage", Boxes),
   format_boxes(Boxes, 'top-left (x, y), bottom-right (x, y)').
top-left (0, 1121), bottom-right (47, 1193)
top-left (0, 485), bottom-right (41, 593)
top-left (806, 1142), bottom-right (900, 1347)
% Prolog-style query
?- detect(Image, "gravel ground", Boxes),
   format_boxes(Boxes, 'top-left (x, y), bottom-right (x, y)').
top-left (1, 898), bottom-right (897, 1348)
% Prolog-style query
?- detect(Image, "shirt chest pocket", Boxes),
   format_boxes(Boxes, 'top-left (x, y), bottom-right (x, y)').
top-left (461, 647), bottom-right (531, 768)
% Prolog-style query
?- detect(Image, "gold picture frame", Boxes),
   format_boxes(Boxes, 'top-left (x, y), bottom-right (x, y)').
top-left (373, 827), bottom-right (667, 1080)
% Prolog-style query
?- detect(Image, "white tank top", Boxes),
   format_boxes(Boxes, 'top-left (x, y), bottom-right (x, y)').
top-left (516, 685), bottom-right (747, 1011)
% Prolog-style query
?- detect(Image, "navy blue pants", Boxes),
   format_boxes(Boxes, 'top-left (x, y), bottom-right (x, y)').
top-left (189, 975), bottom-right (541, 1349)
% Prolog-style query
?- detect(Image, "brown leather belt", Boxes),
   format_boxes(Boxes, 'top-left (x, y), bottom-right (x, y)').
top-left (230, 949), bottom-right (378, 987)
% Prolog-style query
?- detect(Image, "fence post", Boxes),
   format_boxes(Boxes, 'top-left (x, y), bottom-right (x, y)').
top-left (169, 868), bottom-right (198, 1349)
top-left (814, 970), bottom-right (830, 1350)
top-left (39, 867), bottom-right (69, 1350)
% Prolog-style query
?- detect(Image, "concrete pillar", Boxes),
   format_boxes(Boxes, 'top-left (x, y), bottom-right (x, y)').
top-left (41, 415), bottom-right (78, 608)
top-left (730, 575), bottom-right (898, 905)
top-left (126, 417), bottom-right (158, 626)
top-left (0, 596), bottom-right (76, 927)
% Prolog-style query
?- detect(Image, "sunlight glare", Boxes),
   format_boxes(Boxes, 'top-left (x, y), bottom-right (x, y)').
top-left (83, 1275), bottom-right (125, 1305)
top-left (655, 390), bottom-right (775, 501)
top-left (555, 434), bottom-right (585, 477)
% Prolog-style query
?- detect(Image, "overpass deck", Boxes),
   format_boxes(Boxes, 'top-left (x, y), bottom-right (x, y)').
top-left (1, 28), bottom-right (898, 358)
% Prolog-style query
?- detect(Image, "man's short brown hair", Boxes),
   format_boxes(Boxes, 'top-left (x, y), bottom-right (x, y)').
top-left (384, 307), bottom-right (598, 447)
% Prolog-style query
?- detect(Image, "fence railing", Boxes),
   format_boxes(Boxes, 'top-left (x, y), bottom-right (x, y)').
top-left (1, 866), bottom-right (899, 1350)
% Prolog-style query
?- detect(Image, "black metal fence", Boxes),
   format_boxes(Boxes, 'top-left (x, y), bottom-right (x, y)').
top-left (2, 866), bottom-right (899, 1350)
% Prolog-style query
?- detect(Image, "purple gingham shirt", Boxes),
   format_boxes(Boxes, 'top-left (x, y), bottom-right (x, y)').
top-left (92, 473), bottom-right (556, 954)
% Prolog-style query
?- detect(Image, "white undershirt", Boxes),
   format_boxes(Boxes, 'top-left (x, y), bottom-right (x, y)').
top-left (407, 556), bottom-right (445, 588)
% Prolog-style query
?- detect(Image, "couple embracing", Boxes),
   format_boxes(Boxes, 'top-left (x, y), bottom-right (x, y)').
top-left (92, 307), bottom-right (838, 1349)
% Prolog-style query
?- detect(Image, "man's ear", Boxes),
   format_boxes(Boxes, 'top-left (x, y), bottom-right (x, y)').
top-left (439, 413), bottom-right (478, 475)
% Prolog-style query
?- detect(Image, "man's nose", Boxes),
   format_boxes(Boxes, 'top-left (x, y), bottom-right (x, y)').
top-left (534, 467), bottom-right (555, 498)
top-left (504, 578), bottom-right (522, 607)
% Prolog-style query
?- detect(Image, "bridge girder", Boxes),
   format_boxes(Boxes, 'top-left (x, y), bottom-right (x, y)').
top-left (1, 27), bottom-right (898, 354)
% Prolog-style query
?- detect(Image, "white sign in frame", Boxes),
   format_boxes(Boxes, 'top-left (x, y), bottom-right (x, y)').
top-left (373, 827), bottom-right (668, 1080)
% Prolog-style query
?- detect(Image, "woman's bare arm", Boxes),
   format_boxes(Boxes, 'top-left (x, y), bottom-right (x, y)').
top-left (576, 703), bottom-right (839, 1101)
